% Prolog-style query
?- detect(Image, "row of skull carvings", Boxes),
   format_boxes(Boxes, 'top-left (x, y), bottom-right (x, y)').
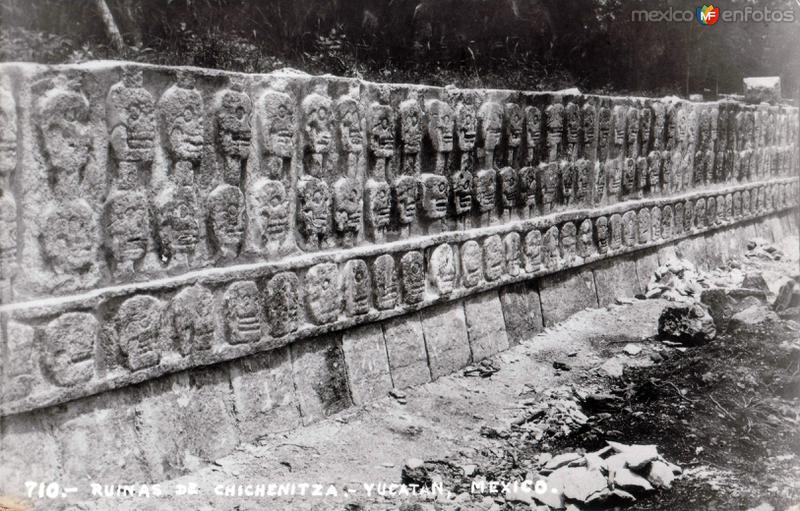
top-left (2, 69), bottom-right (800, 290)
top-left (2, 179), bottom-right (796, 406)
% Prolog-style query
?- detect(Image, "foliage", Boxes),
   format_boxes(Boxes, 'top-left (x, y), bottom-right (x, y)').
top-left (0, 0), bottom-right (798, 97)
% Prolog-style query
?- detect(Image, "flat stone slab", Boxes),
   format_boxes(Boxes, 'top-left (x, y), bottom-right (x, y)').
top-left (420, 301), bottom-right (471, 379)
top-left (593, 257), bottom-right (642, 306)
top-left (382, 313), bottom-right (431, 389)
top-left (540, 268), bottom-right (599, 326)
top-left (290, 335), bottom-right (352, 425)
top-left (341, 323), bottom-right (393, 405)
top-left (464, 290), bottom-right (510, 361)
top-left (229, 347), bottom-right (302, 441)
top-left (499, 281), bottom-right (543, 345)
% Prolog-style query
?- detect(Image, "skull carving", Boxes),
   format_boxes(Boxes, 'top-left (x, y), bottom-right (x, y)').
top-left (297, 177), bottom-right (332, 249)
top-left (577, 219), bottom-right (594, 258)
top-left (0, 193), bottom-right (17, 279)
top-left (565, 102), bottom-right (580, 153)
top-left (542, 226), bottom-right (560, 270)
top-left (106, 69), bottom-right (155, 164)
top-left (596, 216), bottom-right (609, 255)
top-left (505, 102), bottom-right (524, 153)
top-left (474, 169), bottom-right (497, 213)
top-left (498, 166), bottom-right (517, 209)
top-left (451, 170), bottom-right (473, 215)
top-left (369, 103), bottom-right (395, 159)
top-left (223, 280), bottom-right (262, 344)
top-left (559, 222), bottom-right (578, 265)
top-left (460, 240), bottom-right (483, 288)
top-left (400, 251), bottom-right (425, 304)
top-left (651, 206), bottom-right (662, 240)
top-left (305, 263), bottom-right (341, 324)
top-left (208, 183), bottom-right (246, 258)
top-left (394, 175), bottom-right (418, 225)
top-left (104, 189), bottom-right (149, 271)
top-left (170, 284), bottom-right (216, 355)
top-left (420, 173), bottom-right (449, 220)
top-left (336, 95), bottom-right (364, 155)
top-left (365, 178), bottom-right (391, 234)
top-left (266, 271), bottom-right (299, 337)
top-left (159, 74), bottom-right (204, 163)
top-left (673, 203), bottom-right (684, 235)
top-left (429, 243), bottom-right (456, 295)
top-left (638, 208), bottom-right (651, 244)
top-left (252, 177), bottom-right (289, 247)
top-left (582, 103), bottom-right (597, 155)
top-left (694, 198), bottom-right (706, 229)
top-left (115, 295), bottom-right (161, 371)
top-left (259, 88), bottom-right (296, 159)
top-left (523, 229), bottom-right (542, 272)
top-left (504, 232), bottom-right (522, 276)
top-left (575, 159), bottom-right (590, 204)
top-left (427, 99), bottom-right (454, 153)
top-left (0, 82), bottom-right (18, 178)
top-left (545, 103), bottom-right (565, 160)
top-left (341, 259), bottom-right (371, 316)
top-left (647, 151), bottom-right (662, 192)
top-left (525, 106), bottom-right (542, 161)
top-left (215, 80), bottom-right (253, 163)
top-left (540, 162), bottom-right (559, 212)
top-left (456, 100), bottom-right (477, 152)
top-left (155, 185), bottom-right (199, 261)
top-left (400, 95), bottom-right (422, 155)
top-left (36, 77), bottom-right (91, 176)
top-left (518, 166), bottom-right (537, 212)
top-left (333, 177), bottom-right (362, 245)
top-left (622, 211), bottom-right (637, 247)
top-left (43, 312), bottom-right (97, 387)
top-left (372, 254), bottom-right (399, 310)
top-left (42, 199), bottom-right (98, 274)
top-left (478, 101), bottom-right (503, 154)
top-left (610, 213), bottom-right (623, 250)
top-left (483, 234), bottom-right (504, 281)
top-left (661, 205), bottom-right (674, 239)
top-left (302, 89), bottom-right (333, 156)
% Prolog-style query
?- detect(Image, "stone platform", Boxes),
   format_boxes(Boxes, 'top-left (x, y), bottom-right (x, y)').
top-left (0, 62), bottom-right (797, 490)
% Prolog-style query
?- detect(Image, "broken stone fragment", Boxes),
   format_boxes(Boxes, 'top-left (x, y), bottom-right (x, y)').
top-left (647, 460), bottom-right (677, 489)
top-left (700, 288), bottom-right (768, 332)
top-left (658, 303), bottom-right (716, 345)
top-left (730, 304), bottom-right (779, 328)
top-left (613, 466), bottom-right (654, 492)
top-left (772, 278), bottom-right (796, 312)
top-left (544, 452), bottom-right (582, 470)
top-left (606, 441), bottom-right (659, 470)
top-left (560, 466), bottom-right (609, 503)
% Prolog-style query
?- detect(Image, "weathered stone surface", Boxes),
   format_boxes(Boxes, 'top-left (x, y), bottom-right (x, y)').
top-left (635, 250), bottom-right (661, 293)
top-left (341, 323), bottom-right (393, 405)
top-left (464, 290), bottom-right (510, 361)
top-left (539, 268), bottom-right (599, 326)
top-left (593, 257), bottom-right (642, 306)
top-left (499, 281), bottom-right (544, 345)
top-left (229, 347), bottom-right (301, 441)
top-left (420, 301), bottom-right (471, 379)
top-left (382, 313), bottom-right (431, 388)
top-left (0, 412), bottom-right (61, 495)
top-left (135, 368), bottom-right (240, 480)
top-left (290, 334), bottom-right (352, 424)
top-left (658, 303), bottom-right (716, 345)
top-left (700, 288), bottom-right (768, 332)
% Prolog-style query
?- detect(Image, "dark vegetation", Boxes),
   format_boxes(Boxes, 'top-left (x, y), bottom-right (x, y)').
top-left (1, 0), bottom-right (799, 97)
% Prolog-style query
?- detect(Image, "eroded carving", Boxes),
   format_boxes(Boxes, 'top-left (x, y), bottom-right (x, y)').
top-left (266, 271), bottom-right (299, 336)
top-left (341, 259), bottom-right (371, 316)
top-left (223, 280), bottom-right (262, 344)
top-left (208, 183), bottom-right (246, 258)
top-left (429, 243), bottom-right (456, 295)
top-left (43, 312), bottom-right (97, 386)
top-left (305, 263), bottom-right (341, 324)
top-left (400, 251), bottom-right (425, 304)
top-left (169, 284), bottom-right (216, 355)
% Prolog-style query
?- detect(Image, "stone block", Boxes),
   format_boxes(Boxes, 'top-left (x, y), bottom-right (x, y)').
top-left (464, 290), bottom-right (510, 361)
top-left (420, 301), bottom-right (471, 379)
top-left (134, 367), bottom-right (240, 480)
top-left (341, 323), bottom-right (393, 405)
top-left (539, 268), bottom-right (599, 326)
top-left (498, 281), bottom-right (543, 345)
top-left (0, 412), bottom-right (61, 496)
top-left (54, 392), bottom-right (150, 483)
top-left (593, 257), bottom-right (641, 306)
top-left (657, 245), bottom-right (678, 266)
top-left (635, 249), bottom-right (661, 293)
top-left (229, 347), bottom-right (301, 441)
top-left (382, 313), bottom-right (431, 389)
top-left (290, 334), bottom-right (352, 424)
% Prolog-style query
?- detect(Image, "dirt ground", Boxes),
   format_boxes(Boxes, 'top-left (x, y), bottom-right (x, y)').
top-left (42, 237), bottom-right (800, 511)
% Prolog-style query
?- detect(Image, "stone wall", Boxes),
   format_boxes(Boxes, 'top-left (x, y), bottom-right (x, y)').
top-left (0, 61), bottom-right (798, 488)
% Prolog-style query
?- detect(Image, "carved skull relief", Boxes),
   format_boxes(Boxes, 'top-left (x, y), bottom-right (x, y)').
top-left (333, 177), bottom-right (362, 244)
top-left (460, 240), bottom-right (483, 288)
top-left (36, 78), bottom-right (91, 176)
top-left (302, 89), bottom-right (334, 158)
top-left (651, 206), bottom-right (661, 240)
top-left (559, 222), bottom-right (578, 265)
top-left (504, 232), bottom-right (522, 276)
top-left (305, 263), bottom-right (341, 325)
top-left (419, 174), bottom-right (448, 220)
top-left (341, 259), bottom-right (371, 316)
top-left (638, 208), bottom-right (651, 244)
top-left (155, 185), bottom-right (199, 260)
top-left (106, 69), bottom-right (155, 164)
top-left (43, 312), bottom-right (97, 386)
top-left (430, 243), bottom-right (456, 295)
top-left (542, 226), bottom-right (560, 270)
top-left (159, 74), bottom-right (204, 163)
top-left (577, 219), bottom-right (594, 258)
top-left (478, 101), bottom-right (503, 154)
top-left (393, 175), bottom-right (418, 225)
top-left (266, 271), bottom-right (299, 337)
top-left (474, 169), bottom-right (497, 213)
top-left (609, 213), bottom-right (623, 250)
top-left (523, 229), bottom-right (542, 273)
top-left (115, 295), bottom-right (162, 371)
top-left (400, 251), bottom-right (425, 304)
top-left (104, 189), bottom-right (149, 270)
top-left (365, 178), bottom-right (391, 233)
top-left (596, 216), bottom-right (609, 255)
top-left (336, 95), bottom-right (364, 155)
top-left (252, 177), bottom-right (290, 246)
top-left (456, 100), bottom-right (477, 152)
top-left (498, 166), bottom-right (517, 209)
top-left (170, 284), bottom-right (216, 355)
top-left (0, 193), bottom-right (16, 279)
top-left (208, 184), bottom-right (246, 257)
top-left (42, 199), bottom-right (98, 274)
top-left (215, 80), bottom-right (253, 162)
top-left (426, 99), bottom-right (454, 153)
top-left (483, 234), bottom-right (504, 282)
top-left (223, 280), bottom-right (262, 344)
top-left (259, 88), bottom-right (296, 159)
top-left (372, 254), bottom-right (399, 310)
top-left (451, 170), bottom-right (473, 215)
top-left (297, 177), bottom-right (332, 248)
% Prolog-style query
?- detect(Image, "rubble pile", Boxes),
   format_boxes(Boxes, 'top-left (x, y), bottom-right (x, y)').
top-left (645, 258), bottom-right (704, 302)
top-left (658, 303), bottom-right (717, 345)
top-left (745, 238), bottom-right (785, 261)
top-left (513, 387), bottom-right (590, 443)
top-left (506, 442), bottom-right (682, 509)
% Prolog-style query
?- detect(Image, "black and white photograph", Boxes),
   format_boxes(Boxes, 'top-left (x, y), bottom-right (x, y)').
top-left (0, 1), bottom-right (799, 509)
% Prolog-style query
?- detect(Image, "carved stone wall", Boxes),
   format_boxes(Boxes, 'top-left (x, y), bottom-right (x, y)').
top-left (0, 62), bottom-right (798, 486)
